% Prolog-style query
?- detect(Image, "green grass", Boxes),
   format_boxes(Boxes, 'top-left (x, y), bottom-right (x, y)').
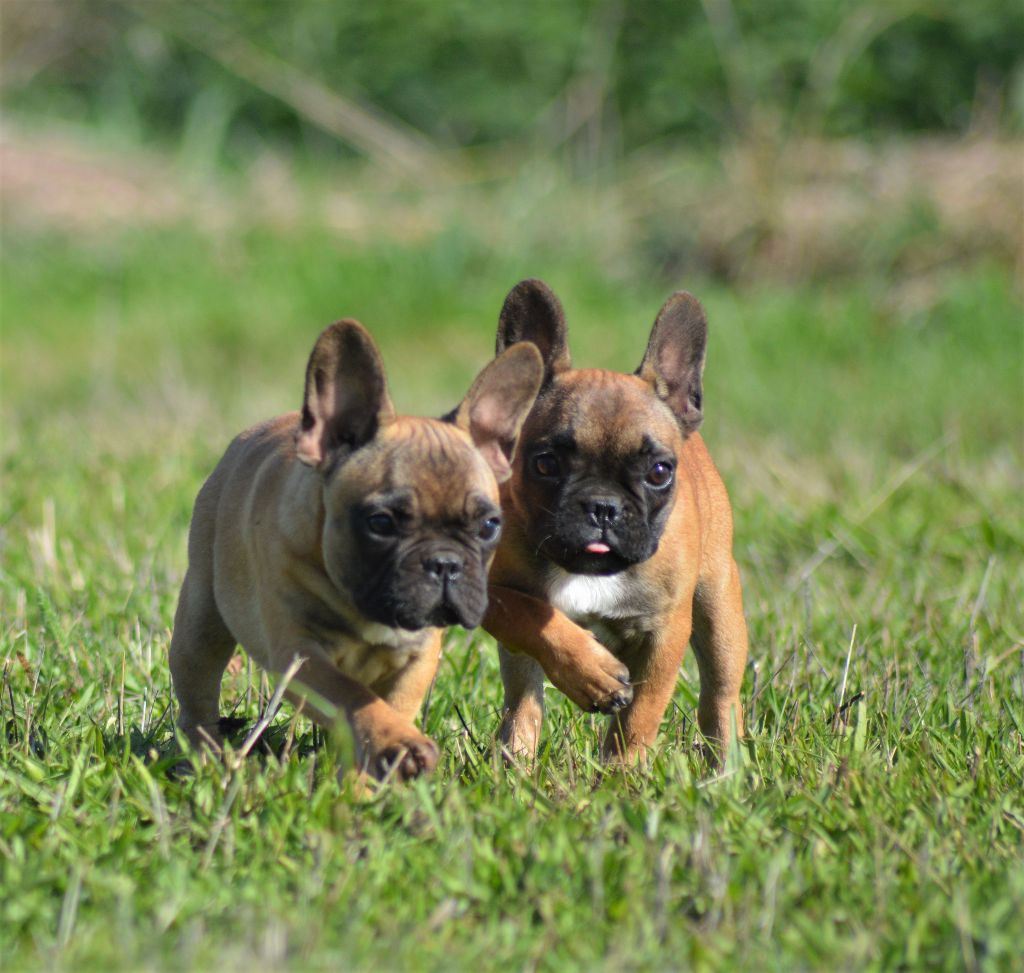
top-left (1, 220), bottom-right (1022, 971)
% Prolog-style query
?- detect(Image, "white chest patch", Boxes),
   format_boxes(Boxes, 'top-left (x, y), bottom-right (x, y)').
top-left (324, 619), bottom-right (427, 689)
top-left (354, 619), bottom-right (413, 651)
top-left (335, 644), bottom-right (419, 688)
top-left (547, 570), bottom-right (629, 622)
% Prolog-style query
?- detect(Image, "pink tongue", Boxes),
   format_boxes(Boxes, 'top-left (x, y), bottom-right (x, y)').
top-left (586, 541), bottom-right (611, 554)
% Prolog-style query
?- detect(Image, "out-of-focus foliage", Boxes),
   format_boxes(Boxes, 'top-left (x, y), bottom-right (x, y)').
top-left (3, 0), bottom-right (1022, 166)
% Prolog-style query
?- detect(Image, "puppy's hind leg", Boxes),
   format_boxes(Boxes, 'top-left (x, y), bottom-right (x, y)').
top-left (690, 558), bottom-right (749, 760)
top-left (169, 569), bottom-right (236, 752)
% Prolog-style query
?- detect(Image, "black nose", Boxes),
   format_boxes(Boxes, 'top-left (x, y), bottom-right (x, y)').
top-left (583, 497), bottom-right (621, 528)
top-left (423, 553), bottom-right (462, 585)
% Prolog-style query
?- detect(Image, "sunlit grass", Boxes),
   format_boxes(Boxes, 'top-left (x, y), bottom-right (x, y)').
top-left (1, 220), bottom-right (1022, 970)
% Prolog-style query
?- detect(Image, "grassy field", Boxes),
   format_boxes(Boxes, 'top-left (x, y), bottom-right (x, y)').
top-left (1, 206), bottom-right (1022, 971)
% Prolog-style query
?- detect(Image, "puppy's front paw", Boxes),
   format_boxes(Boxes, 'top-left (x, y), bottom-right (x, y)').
top-left (546, 640), bottom-right (633, 714)
top-left (372, 731), bottom-right (440, 782)
top-left (355, 711), bottom-right (439, 782)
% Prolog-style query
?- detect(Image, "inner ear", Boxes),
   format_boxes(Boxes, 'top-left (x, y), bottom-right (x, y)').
top-left (445, 342), bottom-right (544, 482)
top-left (295, 319), bottom-right (395, 468)
top-left (635, 291), bottom-right (707, 434)
top-left (496, 279), bottom-right (571, 384)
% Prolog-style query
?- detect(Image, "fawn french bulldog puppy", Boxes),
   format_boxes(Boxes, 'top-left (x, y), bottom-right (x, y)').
top-left (170, 319), bottom-right (542, 781)
top-left (483, 280), bottom-right (748, 764)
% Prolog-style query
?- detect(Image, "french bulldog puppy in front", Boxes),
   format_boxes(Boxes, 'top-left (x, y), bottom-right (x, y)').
top-left (483, 280), bottom-right (749, 765)
top-left (170, 319), bottom-right (543, 782)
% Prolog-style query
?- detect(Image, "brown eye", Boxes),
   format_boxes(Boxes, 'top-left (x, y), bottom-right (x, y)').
top-left (533, 453), bottom-right (560, 477)
top-left (479, 516), bottom-right (501, 542)
top-left (646, 462), bottom-right (673, 488)
top-left (366, 512), bottom-right (397, 536)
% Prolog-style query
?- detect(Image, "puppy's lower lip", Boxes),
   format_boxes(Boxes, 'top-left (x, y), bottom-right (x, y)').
top-left (586, 542), bottom-right (611, 554)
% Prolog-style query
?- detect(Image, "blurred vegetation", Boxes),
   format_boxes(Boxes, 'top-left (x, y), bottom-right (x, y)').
top-left (3, 0), bottom-right (1022, 172)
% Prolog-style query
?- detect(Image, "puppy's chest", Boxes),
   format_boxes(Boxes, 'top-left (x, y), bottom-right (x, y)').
top-left (306, 611), bottom-right (424, 687)
top-left (332, 641), bottom-right (419, 687)
top-left (545, 570), bottom-right (655, 654)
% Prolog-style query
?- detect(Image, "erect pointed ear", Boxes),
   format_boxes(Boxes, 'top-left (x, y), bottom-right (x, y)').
top-left (496, 279), bottom-right (571, 385)
top-left (445, 342), bottom-right (544, 482)
top-left (295, 320), bottom-right (395, 468)
top-left (635, 292), bottom-right (708, 435)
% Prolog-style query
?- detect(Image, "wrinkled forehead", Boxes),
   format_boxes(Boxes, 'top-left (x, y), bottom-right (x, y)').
top-left (530, 369), bottom-right (681, 455)
top-left (334, 416), bottom-right (498, 517)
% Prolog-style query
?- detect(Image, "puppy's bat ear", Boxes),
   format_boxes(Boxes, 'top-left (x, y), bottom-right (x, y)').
top-left (446, 342), bottom-right (544, 482)
top-left (636, 292), bottom-right (707, 435)
top-left (295, 320), bottom-right (395, 468)
top-left (496, 279), bottom-right (571, 384)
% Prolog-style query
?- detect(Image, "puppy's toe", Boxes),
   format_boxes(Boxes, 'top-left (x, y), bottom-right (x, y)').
top-left (374, 736), bottom-right (439, 781)
top-left (609, 685), bottom-right (634, 711)
top-left (374, 746), bottom-right (405, 779)
top-left (595, 681), bottom-right (634, 714)
top-left (403, 737), bottom-right (439, 779)
top-left (589, 657), bottom-right (634, 712)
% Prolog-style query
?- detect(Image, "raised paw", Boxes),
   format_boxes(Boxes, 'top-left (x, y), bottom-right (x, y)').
top-left (544, 638), bottom-right (634, 714)
top-left (589, 677), bottom-right (634, 714)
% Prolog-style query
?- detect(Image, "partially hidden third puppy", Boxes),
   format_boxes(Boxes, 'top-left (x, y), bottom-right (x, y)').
top-left (483, 280), bottom-right (749, 765)
top-left (170, 319), bottom-right (542, 781)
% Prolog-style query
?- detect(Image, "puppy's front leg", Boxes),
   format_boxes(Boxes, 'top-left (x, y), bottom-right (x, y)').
top-left (375, 633), bottom-right (443, 726)
top-left (280, 642), bottom-right (439, 782)
top-left (602, 605), bottom-right (694, 766)
top-left (497, 646), bottom-right (547, 760)
top-left (485, 585), bottom-right (634, 716)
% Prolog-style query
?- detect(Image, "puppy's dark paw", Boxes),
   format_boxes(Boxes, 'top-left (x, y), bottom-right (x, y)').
top-left (591, 677), bottom-right (634, 715)
top-left (373, 734), bottom-right (439, 782)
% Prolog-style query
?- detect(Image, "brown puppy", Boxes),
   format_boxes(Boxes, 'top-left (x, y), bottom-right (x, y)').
top-left (170, 319), bottom-right (542, 781)
top-left (483, 280), bottom-right (749, 764)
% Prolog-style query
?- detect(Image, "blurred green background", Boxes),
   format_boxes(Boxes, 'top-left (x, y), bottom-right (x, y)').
top-left (1, 2), bottom-right (1023, 970)
top-left (3, 0), bottom-right (1021, 439)
top-left (6, 0), bottom-right (1024, 152)
top-left (4, 0), bottom-right (1023, 277)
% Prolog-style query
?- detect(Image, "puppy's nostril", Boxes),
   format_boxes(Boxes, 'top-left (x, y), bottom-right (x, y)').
top-left (423, 554), bottom-right (462, 584)
top-left (583, 499), bottom-right (620, 527)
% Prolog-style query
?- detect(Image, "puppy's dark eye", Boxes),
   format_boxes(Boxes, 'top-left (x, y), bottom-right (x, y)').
top-left (532, 453), bottom-right (560, 478)
top-left (366, 512), bottom-right (397, 537)
top-left (479, 516), bottom-right (501, 542)
top-left (646, 462), bottom-right (674, 488)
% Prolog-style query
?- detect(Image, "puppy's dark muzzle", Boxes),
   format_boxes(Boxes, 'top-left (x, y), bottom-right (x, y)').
top-left (422, 552), bottom-right (463, 586)
top-left (421, 550), bottom-right (485, 628)
top-left (430, 603), bottom-right (481, 628)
